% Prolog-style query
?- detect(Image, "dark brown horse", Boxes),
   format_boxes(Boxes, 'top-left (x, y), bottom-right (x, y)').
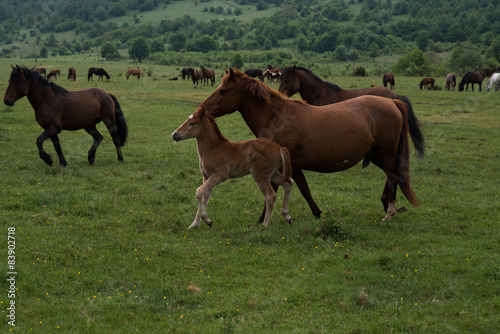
top-left (278, 66), bottom-right (425, 166)
top-left (68, 67), bottom-right (76, 81)
top-left (445, 73), bottom-right (456, 91)
top-left (200, 66), bottom-right (215, 86)
top-left (88, 67), bottom-right (110, 81)
top-left (181, 68), bottom-right (190, 80)
top-left (47, 69), bottom-right (61, 80)
top-left (3, 66), bottom-right (128, 166)
top-left (201, 68), bottom-right (423, 222)
top-left (419, 77), bottom-right (435, 90)
top-left (459, 70), bottom-right (487, 92)
top-left (244, 69), bottom-right (264, 82)
top-left (188, 68), bottom-right (205, 88)
top-left (383, 73), bottom-right (395, 89)
top-left (126, 68), bottom-right (141, 80)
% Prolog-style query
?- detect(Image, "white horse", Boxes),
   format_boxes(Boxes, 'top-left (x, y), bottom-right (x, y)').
top-left (486, 73), bottom-right (500, 92)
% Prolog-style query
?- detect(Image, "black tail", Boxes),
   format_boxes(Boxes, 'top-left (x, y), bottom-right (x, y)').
top-left (397, 95), bottom-right (425, 160)
top-left (110, 94), bottom-right (128, 147)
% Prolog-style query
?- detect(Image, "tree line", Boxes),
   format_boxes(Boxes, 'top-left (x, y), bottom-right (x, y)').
top-left (1, 0), bottom-right (500, 75)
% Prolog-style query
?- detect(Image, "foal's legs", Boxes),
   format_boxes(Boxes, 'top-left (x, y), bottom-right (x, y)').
top-left (85, 125), bottom-right (103, 165)
top-left (254, 178), bottom-right (278, 228)
top-left (188, 176), bottom-right (224, 229)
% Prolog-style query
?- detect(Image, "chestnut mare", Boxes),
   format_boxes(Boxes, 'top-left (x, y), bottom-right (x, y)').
top-left (172, 106), bottom-right (293, 229)
top-left (126, 68), bottom-right (141, 80)
top-left (201, 68), bottom-right (422, 222)
top-left (200, 66), bottom-right (216, 86)
top-left (278, 66), bottom-right (425, 167)
top-left (3, 66), bottom-right (128, 166)
top-left (47, 69), bottom-right (61, 80)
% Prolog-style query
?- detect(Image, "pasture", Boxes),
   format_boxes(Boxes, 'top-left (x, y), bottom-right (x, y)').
top-left (0, 58), bottom-right (498, 333)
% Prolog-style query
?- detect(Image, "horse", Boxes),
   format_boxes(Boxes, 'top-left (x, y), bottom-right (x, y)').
top-left (187, 67), bottom-right (205, 88)
top-left (172, 106), bottom-right (293, 229)
top-left (278, 66), bottom-right (424, 169)
top-left (68, 67), bottom-right (76, 81)
top-left (200, 66), bottom-right (215, 86)
top-left (47, 69), bottom-right (61, 80)
top-left (126, 67), bottom-right (141, 80)
top-left (458, 70), bottom-right (487, 92)
top-left (383, 73), bottom-right (395, 89)
top-left (263, 69), bottom-right (281, 83)
top-left (244, 69), bottom-right (264, 82)
top-left (88, 67), bottom-right (110, 81)
top-left (419, 77), bottom-right (435, 90)
top-left (3, 66), bottom-right (128, 166)
top-left (486, 73), bottom-right (500, 92)
top-left (445, 73), bottom-right (456, 91)
top-left (35, 67), bottom-right (46, 76)
top-left (181, 68), bottom-right (190, 80)
top-left (201, 68), bottom-right (424, 223)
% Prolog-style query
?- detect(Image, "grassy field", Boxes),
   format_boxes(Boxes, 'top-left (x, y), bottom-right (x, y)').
top-left (0, 57), bottom-right (499, 333)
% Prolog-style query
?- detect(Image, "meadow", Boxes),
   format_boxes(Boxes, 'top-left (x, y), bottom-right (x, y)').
top-left (0, 57), bottom-right (499, 333)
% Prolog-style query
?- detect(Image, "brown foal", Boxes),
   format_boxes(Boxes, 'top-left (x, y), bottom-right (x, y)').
top-left (172, 106), bottom-right (293, 229)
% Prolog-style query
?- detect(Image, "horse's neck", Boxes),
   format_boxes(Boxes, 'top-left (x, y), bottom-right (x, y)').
top-left (195, 122), bottom-right (226, 158)
top-left (299, 74), bottom-right (338, 104)
top-left (26, 83), bottom-right (55, 110)
top-left (239, 98), bottom-right (288, 140)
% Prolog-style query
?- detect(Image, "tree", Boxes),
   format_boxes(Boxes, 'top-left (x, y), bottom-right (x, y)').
top-left (416, 30), bottom-right (429, 51)
top-left (393, 48), bottom-right (431, 76)
top-left (368, 42), bottom-right (379, 62)
top-left (102, 42), bottom-right (120, 60)
top-left (296, 34), bottom-right (308, 54)
top-left (169, 32), bottom-right (186, 51)
top-left (150, 38), bottom-right (165, 53)
top-left (232, 53), bottom-right (244, 68)
top-left (449, 45), bottom-right (483, 73)
top-left (128, 37), bottom-right (150, 62)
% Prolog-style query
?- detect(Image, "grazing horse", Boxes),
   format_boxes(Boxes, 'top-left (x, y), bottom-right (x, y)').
top-left (187, 67), bottom-right (205, 88)
top-left (278, 66), bottom-right (425, 169)
top-left (445, 73), bottom-right (456, 91)
top-left (383, 73), bottom-right (395, 89)
top-left (68, 67), bottom-right (76, 81)
top-left (172, 106), bottom-right (293, 229)
top-left (200, 66), bottom-right (215, 86)
top-left (3, 66), bottom-right (128, 166)
top-left (458, 70), bottom-right (487, 92)
top-left (181, 68), bottom-right (190, 80)
top-left (201, 68), bottom-right (423, 222)
top-left (47, 69), bottom-right (61, 80)
top-left (419, 77), bottom-right (435, 90)
top-left (244, 69), bottom-right (264, 82)
top-left (126, 67), bottom-right (141, 80)
top-left (263, 69), bottom-right (281, 83)
top-left (88, 67), bottom-right (110, 81)
top-left (486, 73), bottom-right (500, 91)
top-left (35, 67), bottom-right (46, 76)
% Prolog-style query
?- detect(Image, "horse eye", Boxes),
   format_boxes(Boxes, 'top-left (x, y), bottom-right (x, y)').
top-left (219, 88), bottom-right (227, 95)
top-left (189, 122), bottom-right (196, 126)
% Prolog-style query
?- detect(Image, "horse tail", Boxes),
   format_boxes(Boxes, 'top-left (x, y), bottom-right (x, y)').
top-left (277, 147), bottom-right (292, 185)
top-left (397, 95), bottom-right (425, 160)
top-left (110, 94), bottom-right (128, 147)
top-left (393, 99), bottom-right (420, 207)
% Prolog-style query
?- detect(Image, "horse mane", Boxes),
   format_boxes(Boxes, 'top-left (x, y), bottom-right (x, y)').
top-left (282, 66), bottom-right (342, 93)
top-left (229, 68), bottom-right (297, 105)
top-left (199, 108), bottom-right (229, 143)
top-left (16, 66), bottom-right (68, 95)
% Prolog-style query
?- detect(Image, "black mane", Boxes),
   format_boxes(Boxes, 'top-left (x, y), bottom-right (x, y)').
top-left (13, 66), bottom-right (68, 95)
top-left (283, 66), bottom-right (342, 93)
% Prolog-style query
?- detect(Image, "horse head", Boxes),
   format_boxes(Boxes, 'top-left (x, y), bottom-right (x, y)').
top-left (4, 65), bottom-right (30, 106)
top-left (278, 65), bottom-right (301, 97)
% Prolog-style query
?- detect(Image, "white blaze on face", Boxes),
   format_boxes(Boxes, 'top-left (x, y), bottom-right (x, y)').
top-left (188, 114), bottom-right (194, 120)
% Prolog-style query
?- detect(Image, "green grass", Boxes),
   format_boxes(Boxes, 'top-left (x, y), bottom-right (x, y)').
top-left (0, 57), bottom-right (499, 333)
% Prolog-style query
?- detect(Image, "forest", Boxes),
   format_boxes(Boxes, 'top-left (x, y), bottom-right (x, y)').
top-left (1, 0), bottom-right (500, 75)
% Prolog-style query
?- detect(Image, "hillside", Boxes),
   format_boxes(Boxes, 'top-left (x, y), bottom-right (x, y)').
top-left (1, 0), bottom-right (500, 74)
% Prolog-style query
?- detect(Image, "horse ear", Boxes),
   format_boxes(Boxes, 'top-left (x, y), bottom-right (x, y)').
top-left (291, 65), bottom-right (296, 73)
top-left (199, 106), bottom-right (206, 118)
top-left (224, 68), bottom-right (229, 75)
top-left (229, 68), bottom-right (236, 80)
top-left (283, 64), bottom-right (287, 68)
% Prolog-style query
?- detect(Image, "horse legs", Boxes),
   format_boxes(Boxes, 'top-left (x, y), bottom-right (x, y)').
top-left (36, 129), bottom-right (62, 166)
top-left (254, 179), bottom-right (278, 228)
top-left (50, 134), bottom-right (67, 167)
top-left (272, 176), bottom-right (293, 225)
top-left (85, 125), bottom-right (103, 165)
top-left (188, 176), bottom-right (223, 229)
top-left (102, 119), bottom-right (124, 162)
top-left (292, 169), bottom-right (322, 218)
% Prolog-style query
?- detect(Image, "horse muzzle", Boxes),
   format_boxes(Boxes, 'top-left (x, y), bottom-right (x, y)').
top-left (172, 132), bottom-right (183, 142)
top-left (3, 98), bottom-right (15, 107)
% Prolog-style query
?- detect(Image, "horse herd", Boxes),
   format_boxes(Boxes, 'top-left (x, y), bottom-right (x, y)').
top-left (383, 67), bottom-right (500, 92)
top-left (34, 66), bottom-right (142, 82)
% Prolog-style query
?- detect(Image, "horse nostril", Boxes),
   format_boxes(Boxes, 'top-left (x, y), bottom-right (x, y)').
top-left (4, 99), bottom-right (13, 106)
top-left (172, 132), bottom-right (181, 141)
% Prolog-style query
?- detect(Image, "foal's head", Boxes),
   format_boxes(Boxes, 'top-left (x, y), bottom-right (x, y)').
top-left (172, 106), bottom-right (225, 142)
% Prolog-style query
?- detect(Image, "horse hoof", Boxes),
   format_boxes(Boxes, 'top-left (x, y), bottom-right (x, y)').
top-left (207, 221), bottom-right (213, 228)
top-left (287, 218), bottom-right (293, 225)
